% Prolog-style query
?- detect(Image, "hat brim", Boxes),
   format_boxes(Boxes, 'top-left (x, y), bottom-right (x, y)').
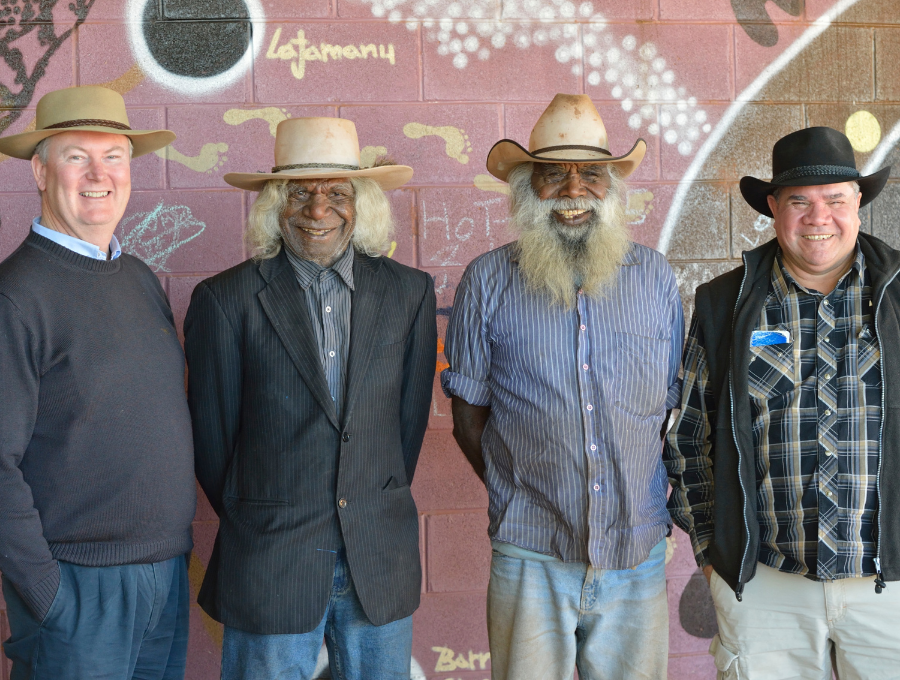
top-left (486, 138), bottom-right (646, 182)
top-left (739, 166), bottom-right (892, 218)
top-left (223, 164), bottom-right (414, 191)
top-left (0, 126), bottom-right (176, 160)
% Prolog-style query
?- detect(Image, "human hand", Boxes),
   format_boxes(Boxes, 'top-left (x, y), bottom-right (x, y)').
top-left (703, 565), bottom-right (714, 584)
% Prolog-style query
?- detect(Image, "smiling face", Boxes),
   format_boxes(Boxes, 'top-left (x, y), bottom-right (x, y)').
top-left (32, 130), bottom-right (132, 250)
top-left (766, 182), bottom-right (862, 292)
top-left (279, 177), bottom-right (356, 267)
top-left (531, 162), bottom-right (612, 229)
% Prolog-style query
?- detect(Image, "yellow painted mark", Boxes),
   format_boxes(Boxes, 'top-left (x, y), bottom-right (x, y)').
top-left (846, 110), bottom-right (881, 153)
top-left (360, 145), bottom-right (388, 168)
top-left (99, 62), bottom-right (145, 95)
top-left (404, 123), bottom-right (472, 164)
top-left (387, 240), bottom-right (397, 258)
top-left (266, 28), bottom-right (396, 81)
top-left (473, 173), bottom-right (509, 195)
top-left (665, 533), bottom-right (676, 565)
top-left (155, 142), bottom-right (229, 173)
top-left (223, 107), bottom-right (290, 137)
top-left (432, 646), bottom-right (491, 672)
top-left (626, 189), bottom-right (654, 225)
top-left (188, 553), bottom-right (224, 647)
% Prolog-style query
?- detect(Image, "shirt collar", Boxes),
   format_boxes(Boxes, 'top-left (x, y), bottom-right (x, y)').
top-left (284, 245), bottom-right (355, 292)
top-left (772, 243), bottom-right (865, 303)
top-left (32, 218), bottom-right (121, 261)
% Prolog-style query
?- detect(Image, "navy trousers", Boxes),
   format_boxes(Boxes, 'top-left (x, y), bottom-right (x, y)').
top-left (2, 555), bottom-right (189, 680)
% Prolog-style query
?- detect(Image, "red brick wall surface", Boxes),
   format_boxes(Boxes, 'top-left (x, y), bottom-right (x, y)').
top-left (2, 1), bottom-right (899, 677)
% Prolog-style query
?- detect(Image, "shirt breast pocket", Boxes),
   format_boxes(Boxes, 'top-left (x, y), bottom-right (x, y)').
top-left (748, 340), bottom-right (795, 404)
top-left (613, 331), bottom-right (668, 418)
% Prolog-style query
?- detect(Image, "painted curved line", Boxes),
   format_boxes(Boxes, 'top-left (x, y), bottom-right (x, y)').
top-left (125, 0), bottom-right (266, 96)
top-left (862, 119), bottom-right (900, 175)
top-left (657, 0), bottom-right (861, 254)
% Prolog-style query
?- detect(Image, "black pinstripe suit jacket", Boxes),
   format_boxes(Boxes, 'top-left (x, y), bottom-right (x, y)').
top-left (183, 248), bottom-right (436, 635)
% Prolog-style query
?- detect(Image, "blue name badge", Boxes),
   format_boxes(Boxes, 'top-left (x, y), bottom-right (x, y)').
top-left (751, 330), bottom-right (791, 347)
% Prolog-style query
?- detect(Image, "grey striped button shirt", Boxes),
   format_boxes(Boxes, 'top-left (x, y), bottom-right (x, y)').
top-left (442, 243), bottom-right (684, 569)
top-left (285, 245), bottom-right (354, 420)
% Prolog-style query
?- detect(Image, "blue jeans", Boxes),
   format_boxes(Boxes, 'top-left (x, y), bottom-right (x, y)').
top-left (487, 538), bottom-right (669, 680)
top-left (222, 549), bottom-right (413, 680)
top-left (2, 556), bottom-right (189, 680)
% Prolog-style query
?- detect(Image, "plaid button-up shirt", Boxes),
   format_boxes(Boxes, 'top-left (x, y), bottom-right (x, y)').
top-left (666, 247), bottom-right (881, 580)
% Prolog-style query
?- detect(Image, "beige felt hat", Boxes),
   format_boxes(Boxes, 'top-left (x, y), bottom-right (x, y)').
top-left (487, 94), bottom-right (646, 182)
top-left (0, 85), bottom-right (175, 160)
top-left (224, 117), bottom-right (413, 191)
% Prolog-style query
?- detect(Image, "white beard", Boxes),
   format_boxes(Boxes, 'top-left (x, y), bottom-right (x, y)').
top-left (506, 163), bottom-right (632, 309)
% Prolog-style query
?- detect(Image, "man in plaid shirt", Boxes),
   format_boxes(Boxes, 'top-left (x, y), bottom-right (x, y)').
top-left (664, 126), bottom-right (900, 679)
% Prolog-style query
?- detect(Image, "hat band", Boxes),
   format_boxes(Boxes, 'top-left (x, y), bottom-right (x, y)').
top-left (531, 144), bottom-right (612, 157)
top-left (772, 164), bottom-right (860, 184)
top-left (43, 119), bottom-right (132, 131)
top-left (272, 162), bottom-right (361, 173)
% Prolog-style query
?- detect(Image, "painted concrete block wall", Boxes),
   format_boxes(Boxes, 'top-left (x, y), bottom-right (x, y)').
top-left (1, 1), bottom-right (898, 678)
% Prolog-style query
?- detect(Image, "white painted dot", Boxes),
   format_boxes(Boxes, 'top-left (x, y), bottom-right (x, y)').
top-left (563, 24), bottom-right (578, 38)
top-left (456, 21), bottom-right (468, 34)
top-left (449, 38), bottom-right (462, 53)
top-left (686, 127), bottom-right (699, 140)
top-left (534, 29), bottom-right (548, 45)
top-left (607, 47), bottom-right (621, 64)
top-left (664, 87), bottom-right (677, 100)
top-left (555, 45), bottom-right (571, 62)
top-left (628, 113), bottom-right (642, 129)
top-left (423, 19), bottom-right (434, 28)
top-left (440, 17), bottom-right (453, 31)
top-left (621, 73), bottom-right (636, 87)
top-left (688, 96), bottom-right (697, 107)
top-left (476, 22), bottom-right (493, 36)
top-left (478, 47), bottom-right (490, 60)
top-left (622, 34), bottom-right (637, 50)
top-left (702, 123), bottom-right (712, 133)
top-left (588, 51), bottom-right (603, 67)
top-left (641, 104), bottom-right (654, 119)
top-left (448, 2), bottom-right (462, 17)
top-left (588, 70), bottom-right (602, 86)
top-left (464, 36), bottom-right (479, 52)
top-left (437, 43), bottom-right (450, 56)
top-left (678, 140), bottom-right (692, 155)
top-left (539, 6), bottom-right (555, 20)
top-left (633, 88), bottom-right (644, 98)
top-left (676, 99), bottom-right (688, 111)
top-left (580, 2), bottom-right (594, 17)
top-left (639, 42), bottom-right (657, 60)
top-left (571, 64), bottom-right (583, 76)
top-left (388, 9), bottom-right (402, 22)
top-left (453, 52), bottom-right (468, 68)
top-left (438, 30), bottom-right (450, 42)
top-left (676, 113), bottom-right (688, 125)
top-left (622, 98), bottom-right (633, 111)
top-left (662, 70), bottom-right (675, 84)
top-left (611, 85), bottom-right (623, 97)
top-left (372, 4), bottom-right (386, 17)
top-left (491, 33), bottom-right (506, 48)
top-left (605, 68), bottom-right (619, 82)
top-left (515, 33), bottom-right (531, 48)
top-left (660, 111), bottom-right (672, 127)
top-left (648, 123), bottom-right (659, 135)
top-left (652, 57), bottom-right (666, 72)
top-left (647, 74), bottom-right (659, 87)
top-left (560, 1), bottom-right (576, 18)
top-left (664, 129), bottom-right (678, 144)
top-left (695, 110), bottom-right (707, 123)
top-left (406, 20), bottom-right (418, 30)
top-left (584, 33), bottom-right (598, 47)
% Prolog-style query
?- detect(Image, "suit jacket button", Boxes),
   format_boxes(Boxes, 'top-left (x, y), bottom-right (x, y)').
top-left (342, 432), bottom-right (351, 442)
top-left (338, 498), bottom-right (347, 508)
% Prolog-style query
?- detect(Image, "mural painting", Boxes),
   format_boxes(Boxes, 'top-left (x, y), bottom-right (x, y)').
top-left (2, 0), bottom-right (900, 678)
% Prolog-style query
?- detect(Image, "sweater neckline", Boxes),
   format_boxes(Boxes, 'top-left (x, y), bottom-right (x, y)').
top-left (25, 230), bottom-right (123, 274)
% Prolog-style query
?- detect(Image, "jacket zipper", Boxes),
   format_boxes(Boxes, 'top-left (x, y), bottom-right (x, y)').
top-left (729, 253), bottom-right (752, 602)
top-left (872, 264), bottom-right (900, 594)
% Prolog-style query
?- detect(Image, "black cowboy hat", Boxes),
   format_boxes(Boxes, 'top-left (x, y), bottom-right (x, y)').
top-left (739, 126), bottom-right (891, 218)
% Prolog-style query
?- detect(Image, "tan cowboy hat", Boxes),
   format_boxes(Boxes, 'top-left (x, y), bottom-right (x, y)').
top-left (224, 117), bottom-right (413, 191)
top-left (487, 94), bottom-right (646, 182)
top-left (0, 85), bottom-right (175, 160)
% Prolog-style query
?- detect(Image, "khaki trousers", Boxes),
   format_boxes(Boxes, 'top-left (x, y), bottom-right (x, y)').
top-left (709, 563), bottom-right (900, 680)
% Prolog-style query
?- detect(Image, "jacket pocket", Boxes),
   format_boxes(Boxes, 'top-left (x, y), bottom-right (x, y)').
top-left (709, 634), bottom-right (741, 679)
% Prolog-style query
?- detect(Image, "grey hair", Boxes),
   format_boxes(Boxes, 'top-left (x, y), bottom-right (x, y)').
top-left (771, 180), bottom-right (860, 203)
top-left (33, 135), bottom-right (134, 164)
top-left (246, 177), bottom-right (395, 261)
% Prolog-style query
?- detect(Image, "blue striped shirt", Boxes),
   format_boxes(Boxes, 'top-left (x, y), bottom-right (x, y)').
top-left (441, 243), bottom-right (684, 569)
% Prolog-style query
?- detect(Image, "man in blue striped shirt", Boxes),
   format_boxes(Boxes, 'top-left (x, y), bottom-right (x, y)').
top-left (442, 94), bottom-right (683, 680)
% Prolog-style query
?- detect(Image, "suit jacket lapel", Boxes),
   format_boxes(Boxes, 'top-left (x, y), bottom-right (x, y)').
top-left (343, 254), bottom-right (387, 427)
top-left (258, 252), bottom-right (340, 429)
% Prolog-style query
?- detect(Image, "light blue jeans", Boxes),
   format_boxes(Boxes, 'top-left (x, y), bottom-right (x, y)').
top-left (487, 538), bottom-right (669, 680)
top-left (221, 549), bottom-right (413, 680)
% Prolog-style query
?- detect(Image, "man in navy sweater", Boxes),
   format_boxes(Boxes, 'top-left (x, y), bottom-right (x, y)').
top-left (0, 86), bottom-right (196, 679)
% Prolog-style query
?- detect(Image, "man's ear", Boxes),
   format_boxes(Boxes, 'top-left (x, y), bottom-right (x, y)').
top-left (766, 192), bottom-right (779, 216)
top-left (31, 152), bottom-right (47, 192)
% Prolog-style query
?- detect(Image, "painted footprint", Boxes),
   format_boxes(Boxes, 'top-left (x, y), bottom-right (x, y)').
top-left (473, 173), bottom-right (509, 195)
top-left (360, 145), bottom-right (388, 168)
top-left (403, 123), bottom-right (472, 164)
top-left (155, 142), bottom-right (229, 174)
top-left (223, 107), bottom-right (290, 137)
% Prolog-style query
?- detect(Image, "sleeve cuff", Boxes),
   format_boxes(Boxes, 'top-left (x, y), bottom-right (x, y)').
top-left (440, 369), bottom-right (491, 406)
top-left (19, 563), bottom-right (60, 621)
top-left (665, 377), bottom-right (683, 410)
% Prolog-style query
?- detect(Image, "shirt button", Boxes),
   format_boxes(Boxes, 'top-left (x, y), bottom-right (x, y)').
top-left (593, 484), bottom-right (600, 491)
top-left (583, 364), bottom-right (589, 370)
top-left (580, 325), bottom-right (586, 331)
top-left (824, 336), bottom-right (830, 343)
top-left (590, 444), bottom-right (597, 451)
top-left (825, 374), bottom-right (832, 380)
top-left (325, 306), bottom-right (332, 313)
top-left (586, 404), bottom-right (593, 411)
top-left (338, 498), bottom-right (347, 508)
top-left (329, 351), bottom-right (336, 358)
top-left (825, 409), bottom-right (832, 416)
top-left (825, 449), bottom-right (835, 457)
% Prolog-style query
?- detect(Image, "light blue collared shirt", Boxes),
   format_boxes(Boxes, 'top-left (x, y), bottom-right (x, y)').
top-left (31, 218), bottom-right (121, 261)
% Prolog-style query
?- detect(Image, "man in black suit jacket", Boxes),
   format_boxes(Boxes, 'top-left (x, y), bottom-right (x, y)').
top-left (184, 117), bottom-right (436, 680)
